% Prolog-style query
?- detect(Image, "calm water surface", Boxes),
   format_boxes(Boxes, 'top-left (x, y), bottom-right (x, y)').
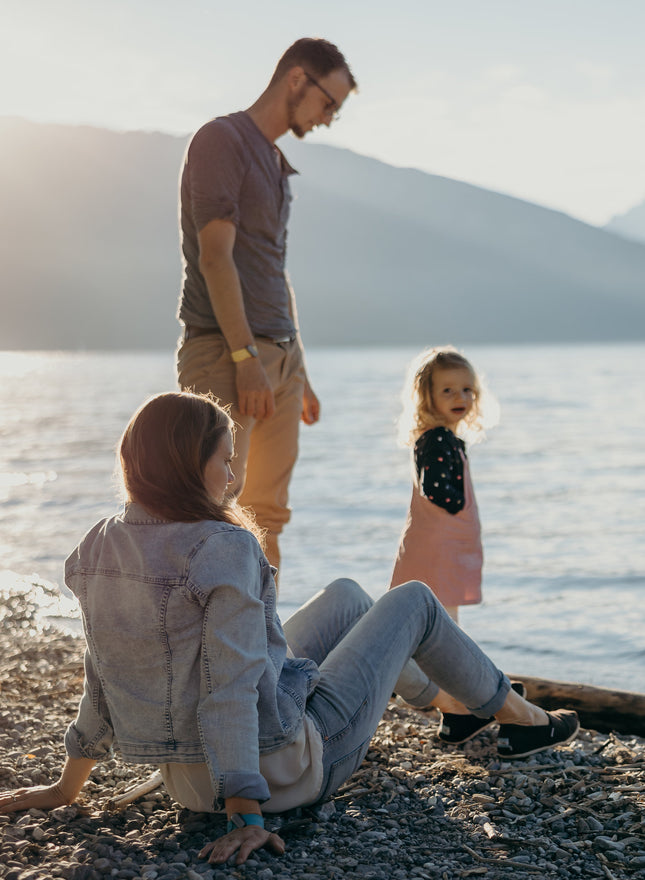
top-left (1, 344), bottom-right (643, 691)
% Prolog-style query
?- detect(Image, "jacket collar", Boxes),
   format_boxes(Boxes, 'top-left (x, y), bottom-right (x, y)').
top-left (122, 500), bottom-right (172, 525)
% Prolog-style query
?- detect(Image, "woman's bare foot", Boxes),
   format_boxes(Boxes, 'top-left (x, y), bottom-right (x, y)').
top-left (430, 688), bottom-right (470, 715)
top-left (495, 685), bottom-right (548, 726)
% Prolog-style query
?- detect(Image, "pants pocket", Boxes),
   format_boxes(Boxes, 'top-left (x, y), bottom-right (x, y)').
top-left (315, 738), bottom-right (371, 804)
top-left (177, 337), bottom-right (229, 392)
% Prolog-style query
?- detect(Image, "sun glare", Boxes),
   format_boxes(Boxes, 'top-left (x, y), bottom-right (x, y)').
top-left (0, 471), bottom-right (58, 503)
top-left (0, 351), bottom-right (65, 380)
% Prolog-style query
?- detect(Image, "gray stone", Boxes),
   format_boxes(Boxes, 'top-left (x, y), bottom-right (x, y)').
top-left (358, 830), bottom-right (388, 841)
top-left (594, 836), bottom-right (625, 851)
top-left (0, 605), bottom-right (643, 880)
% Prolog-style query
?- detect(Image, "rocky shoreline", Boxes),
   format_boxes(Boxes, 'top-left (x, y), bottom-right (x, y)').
top-left (1, 587), bottom-right (644, 880)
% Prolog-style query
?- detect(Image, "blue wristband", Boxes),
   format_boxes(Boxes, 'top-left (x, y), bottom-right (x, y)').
top-left (226, 812), bottom-right (265, 833)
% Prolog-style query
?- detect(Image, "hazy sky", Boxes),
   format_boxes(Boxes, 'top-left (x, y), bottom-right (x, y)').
top-left (3, 0), bottom-right (644, 225)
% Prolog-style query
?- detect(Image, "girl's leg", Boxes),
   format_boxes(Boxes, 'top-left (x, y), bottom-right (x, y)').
top-left (307, 581), bottom-right (512, 803)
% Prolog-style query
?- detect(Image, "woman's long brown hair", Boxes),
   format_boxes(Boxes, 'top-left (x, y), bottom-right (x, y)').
top-left (119, 391), bottom-right (262, 542)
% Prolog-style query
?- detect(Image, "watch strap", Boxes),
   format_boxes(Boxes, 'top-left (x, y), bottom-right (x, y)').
top-left (226, 812), bottom-right (265, 833)
top-left (230, 345), bottom-right (258, 363)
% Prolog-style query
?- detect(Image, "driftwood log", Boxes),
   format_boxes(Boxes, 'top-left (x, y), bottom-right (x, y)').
top-left (509, 675), bottom-right (645, 736)
top-left (106, 770), bottom-right (164, 811)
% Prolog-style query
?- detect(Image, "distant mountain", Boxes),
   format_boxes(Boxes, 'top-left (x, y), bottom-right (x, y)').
top-left (0, 118), bottom-right (183, 350)
top-left (1, 116), bottom-right (644, 349)
top-left (605, 199), bottom-right (645, 244)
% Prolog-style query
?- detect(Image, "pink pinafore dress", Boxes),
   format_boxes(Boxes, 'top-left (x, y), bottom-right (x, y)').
top-left (390, 428), bottom-right (482, 607)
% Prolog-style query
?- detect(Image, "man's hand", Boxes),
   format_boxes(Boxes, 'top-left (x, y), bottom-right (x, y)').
top-left (200, 825), bottom-right (285, 865)
top-left (301, 378), bottom-right (320, 425)
top-left (235, 359), bottom-right (276, 420)
top-left (0, 784), bottom-right (69, 814)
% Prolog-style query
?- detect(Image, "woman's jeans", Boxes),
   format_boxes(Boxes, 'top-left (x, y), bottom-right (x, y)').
top-left (283, 579), bottom-right (510, 804)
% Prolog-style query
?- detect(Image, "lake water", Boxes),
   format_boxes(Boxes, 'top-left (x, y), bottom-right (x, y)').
top-left (1, 344), bottom-right (643, 692)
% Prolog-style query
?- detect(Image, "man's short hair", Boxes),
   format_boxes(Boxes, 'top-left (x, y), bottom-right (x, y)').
top-left (270, 38), bottom-right (357, 90)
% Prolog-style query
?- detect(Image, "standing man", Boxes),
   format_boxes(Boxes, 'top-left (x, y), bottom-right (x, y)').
top-left (176, 38), bottom-right (356, 571)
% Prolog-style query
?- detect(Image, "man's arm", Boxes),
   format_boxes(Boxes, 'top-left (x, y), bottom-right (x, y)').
top-left (198, 218), bottom-right (275, 420)
top-left (286, 276), bottom-right (320, 425)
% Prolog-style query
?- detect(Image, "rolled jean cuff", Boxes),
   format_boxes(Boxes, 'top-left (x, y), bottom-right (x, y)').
top-left (394, 657), bottom-right (439, 708)
top-left (468, 673), bottom-right (511, 718)
top-left (402, 680), bottom-right (440, 709)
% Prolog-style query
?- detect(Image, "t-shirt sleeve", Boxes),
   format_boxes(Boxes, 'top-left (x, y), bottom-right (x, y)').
top-left (414, 429), bottom-right (466, 515)
top-left (185, 121), bottom-right (248, 232)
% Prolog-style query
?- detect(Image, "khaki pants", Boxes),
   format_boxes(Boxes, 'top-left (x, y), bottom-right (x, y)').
top-left (177, 334), bottom-right (305, 571)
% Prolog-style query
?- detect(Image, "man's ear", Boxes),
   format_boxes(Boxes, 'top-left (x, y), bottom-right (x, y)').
top-left (286, 65), bottom-right (306, 91)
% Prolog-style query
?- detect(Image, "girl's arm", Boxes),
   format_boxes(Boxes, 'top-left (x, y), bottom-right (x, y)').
top-left (415, 428), bottom-right (466, 514)
top-left (0, 756), bottom-right (96, 813)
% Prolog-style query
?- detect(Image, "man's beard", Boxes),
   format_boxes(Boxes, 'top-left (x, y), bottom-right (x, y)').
top-left (286, 87), bottom-right (307, 139)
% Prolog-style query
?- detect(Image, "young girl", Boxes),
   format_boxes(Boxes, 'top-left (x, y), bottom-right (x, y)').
top-left (0, 392), bottom-right (577, 866)
top-left (390, 346), bottom-right (489, 624)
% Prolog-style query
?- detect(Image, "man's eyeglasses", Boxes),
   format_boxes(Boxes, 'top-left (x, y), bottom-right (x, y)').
top-left (304, 72), bottom-right (341, 121)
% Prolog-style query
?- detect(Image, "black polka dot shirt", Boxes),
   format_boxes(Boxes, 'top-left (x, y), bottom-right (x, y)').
top-left (414, 427), bottom-right (467, 515)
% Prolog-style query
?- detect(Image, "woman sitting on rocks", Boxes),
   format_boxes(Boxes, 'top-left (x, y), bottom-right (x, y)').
top-left (0, 392), bottom-right (579, 865)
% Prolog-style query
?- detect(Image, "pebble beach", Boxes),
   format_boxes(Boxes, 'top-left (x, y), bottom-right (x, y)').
top-left (1, 587), bottom-right (644, 880)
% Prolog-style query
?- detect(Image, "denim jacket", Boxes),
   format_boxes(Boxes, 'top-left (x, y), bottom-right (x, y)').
top-left (64, 502), bottom-right (320, 807)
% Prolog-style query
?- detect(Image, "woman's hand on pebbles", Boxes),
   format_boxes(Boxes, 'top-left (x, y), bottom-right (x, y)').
top-left (200, 825), bottom-right (285, 865)
top-left (0, 783), bottom-right (68, 813)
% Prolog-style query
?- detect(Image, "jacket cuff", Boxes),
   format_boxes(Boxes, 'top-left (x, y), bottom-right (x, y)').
top-left (64, 722), bottom-right (114, 760)
top-left (213, 771), bottom-right (271, 811)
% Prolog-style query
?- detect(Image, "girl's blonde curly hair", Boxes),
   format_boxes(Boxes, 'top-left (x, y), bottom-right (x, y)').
top-left (398, 346), bottom-right (494, 446)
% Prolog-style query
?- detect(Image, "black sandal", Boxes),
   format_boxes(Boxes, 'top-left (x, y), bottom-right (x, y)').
top-left (437, 681), bottom-right (528, 745)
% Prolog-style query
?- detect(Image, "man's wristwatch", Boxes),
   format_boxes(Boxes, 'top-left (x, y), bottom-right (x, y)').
top-left (226, 812), bottom-right (265, 833)
top-left (230, 345), bottom-right (258, 363)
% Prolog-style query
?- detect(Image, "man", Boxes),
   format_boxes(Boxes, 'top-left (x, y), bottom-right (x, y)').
top-left (176, 38), bottom-right (356, 571)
